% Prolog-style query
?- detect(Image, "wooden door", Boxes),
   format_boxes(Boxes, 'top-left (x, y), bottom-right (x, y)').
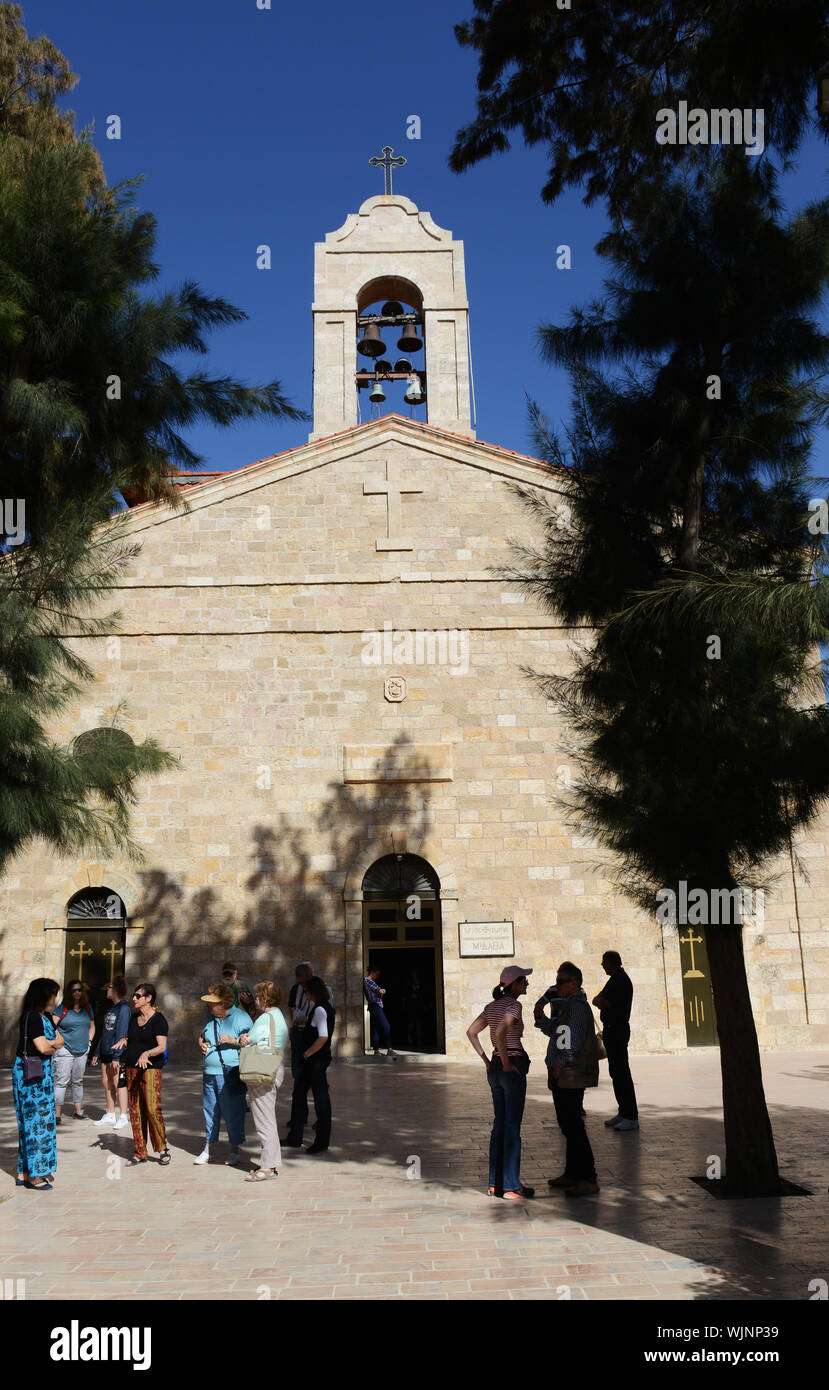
top-left (678, 926), bottom-right (718, 1045)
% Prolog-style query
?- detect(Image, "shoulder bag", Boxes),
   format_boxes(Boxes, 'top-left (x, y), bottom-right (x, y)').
top-left (239, 1011), bottom-right (284, 1086)
top-left (213, 1017), bottom-right (247, 1094)
top-left (22, 1012), bottom-right (44, 1082)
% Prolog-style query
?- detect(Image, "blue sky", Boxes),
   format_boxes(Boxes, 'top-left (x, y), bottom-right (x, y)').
top-left (22, 0), bottom-right (829, 480)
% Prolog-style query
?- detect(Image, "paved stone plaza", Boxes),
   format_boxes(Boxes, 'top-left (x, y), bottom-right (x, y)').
top-left (1, 1051), bottom-right (826, 1301)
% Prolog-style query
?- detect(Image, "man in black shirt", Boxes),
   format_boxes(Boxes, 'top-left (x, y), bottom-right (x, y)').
top-left (592, 951), bottom-right (639, 1131)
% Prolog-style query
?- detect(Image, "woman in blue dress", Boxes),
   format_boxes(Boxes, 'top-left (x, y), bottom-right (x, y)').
top-left (13, 978), bottom-right (62, 1190)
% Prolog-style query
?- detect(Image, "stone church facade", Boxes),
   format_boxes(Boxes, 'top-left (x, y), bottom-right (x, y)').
top-left (2, 193), bottom-right (828, 1057)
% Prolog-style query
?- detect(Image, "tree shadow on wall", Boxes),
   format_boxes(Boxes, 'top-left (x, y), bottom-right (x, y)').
top-left (128, 734), bottom-right (435, 1055)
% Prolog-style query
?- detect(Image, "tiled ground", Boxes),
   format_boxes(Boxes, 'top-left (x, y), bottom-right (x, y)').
top-left (1, 1051), bottom-right (826, 1300)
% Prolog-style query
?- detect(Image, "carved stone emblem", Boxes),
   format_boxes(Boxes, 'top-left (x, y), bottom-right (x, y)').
top-left (384, 674), bottom-right (407, 703)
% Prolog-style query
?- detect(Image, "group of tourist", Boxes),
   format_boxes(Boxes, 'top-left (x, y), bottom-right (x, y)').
top-left (13, 975), bottom-right (172, 1188)
top-left (14, 949), bottom-right (636, 1199)
top-left (466, 951), bottom-right (638, 1200)
top-left (12, 959), bottom-right (336, 1188)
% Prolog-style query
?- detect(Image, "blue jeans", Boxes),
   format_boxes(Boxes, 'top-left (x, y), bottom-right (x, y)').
top-left (487, 1056), bottom-right (528, 1192)
top-left (368, 1004), bottom-right (391, 1050)
top-left (203, 1070), bottom-right (246, 1146)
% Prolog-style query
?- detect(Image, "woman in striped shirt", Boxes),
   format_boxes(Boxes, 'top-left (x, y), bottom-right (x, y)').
top-left (466, 965), bottom-right (535, 1200)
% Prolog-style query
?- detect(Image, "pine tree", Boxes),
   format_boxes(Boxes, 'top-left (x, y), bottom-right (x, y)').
top-left (0, 6), bottom-right (307, 866)
top-left (450, 0), bottom-right (829, 213)
top-left (0, 485), bottom-right (179, 872)
top-left (504, 160), bottom-right (829, 1194)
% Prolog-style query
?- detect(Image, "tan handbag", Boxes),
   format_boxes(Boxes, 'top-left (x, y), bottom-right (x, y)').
top-left (239, 1011), bottom-right (284, 1086)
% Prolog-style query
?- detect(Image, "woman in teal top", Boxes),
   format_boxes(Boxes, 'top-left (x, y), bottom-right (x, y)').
top-left (53, 980), bottom-right (95, 1122)
top-left (194, 982), bottom-right (253, 1166)
top-left (239, 981), bottom-right (289, 1182)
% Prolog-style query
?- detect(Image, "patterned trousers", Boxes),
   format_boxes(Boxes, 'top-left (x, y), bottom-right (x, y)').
top-left (126, 1067), bottom-right (167, 1158)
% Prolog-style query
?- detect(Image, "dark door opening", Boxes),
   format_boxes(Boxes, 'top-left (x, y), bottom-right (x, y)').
top-left (367, 946), bottom-right (439, 1051)
top-left (361, 852), bottom-right (445, 1052)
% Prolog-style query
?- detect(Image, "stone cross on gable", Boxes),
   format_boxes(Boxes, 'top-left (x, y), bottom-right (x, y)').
top-left (369, 145), bottom-right (406, 196)
top-left (363, 460), bottom-right (422, 551)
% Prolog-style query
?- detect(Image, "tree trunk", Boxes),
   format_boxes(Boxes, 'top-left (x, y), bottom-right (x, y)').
top-left (704, 921), bottom-right (781, 1195)
top-left (678, 388), bottom-right (716, 572)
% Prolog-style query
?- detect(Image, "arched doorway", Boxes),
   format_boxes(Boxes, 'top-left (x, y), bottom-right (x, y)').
top-left (64, 888), bottom-right (127, 1046)
top-left (362, 853), bottom-right (444, 1052)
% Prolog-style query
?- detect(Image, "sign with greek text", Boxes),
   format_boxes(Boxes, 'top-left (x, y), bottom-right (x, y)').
top-left (458, 920), bottom-right (514, 958)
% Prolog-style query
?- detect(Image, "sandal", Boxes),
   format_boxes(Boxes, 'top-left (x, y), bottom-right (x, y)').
top-left (158, 1149), bottom-right (172, 1166)
top-left (128, 1155), bottom-right (148, 1165)
top-left (245, 1167), bottom-right (276, 1181)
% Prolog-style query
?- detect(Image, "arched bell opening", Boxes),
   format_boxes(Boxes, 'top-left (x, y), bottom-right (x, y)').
top-left (361, 853), bottom-right (444, 1053)
top-left (356, 279), bottom-right (426, 422)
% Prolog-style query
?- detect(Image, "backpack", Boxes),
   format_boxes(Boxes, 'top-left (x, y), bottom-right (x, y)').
top-left (57, 1003), bottom-right (93, 1025)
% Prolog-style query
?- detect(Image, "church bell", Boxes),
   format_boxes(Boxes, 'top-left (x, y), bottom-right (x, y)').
top-left (394, 357), bottom-right (412, 374)
top-left (397, 325), bottom-right (423, 354)
top-left (369, 380), bottom-right (386, 403)
top-left (357, 324), bottom-right (386, 358)
top-left (403, 372), bottom-right (424, 404)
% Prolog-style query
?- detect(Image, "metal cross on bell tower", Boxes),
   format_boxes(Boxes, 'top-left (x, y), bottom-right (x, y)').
top-left (369, 145), bottom-right (406, 195)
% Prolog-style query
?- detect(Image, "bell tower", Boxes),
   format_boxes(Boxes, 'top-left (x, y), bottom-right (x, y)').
top-left (310, 185), bottom-right (474, 441)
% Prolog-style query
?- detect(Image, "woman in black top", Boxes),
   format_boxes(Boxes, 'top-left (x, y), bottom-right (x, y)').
top-left (124, 982), bottom-right (171, 1166)
top-left (284, 976), bottom-right (334, 1153)
top-left (13, 979), bottom-right (63, 1189)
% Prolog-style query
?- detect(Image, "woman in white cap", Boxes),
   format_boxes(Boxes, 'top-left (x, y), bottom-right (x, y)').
top-left (466, 965), bottom-right (535, 1200)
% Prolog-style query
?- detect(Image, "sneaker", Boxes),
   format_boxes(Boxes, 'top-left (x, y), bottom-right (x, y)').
top-left (604, 1114), bottom-right (622, 1127)
top-left (193, 1148), bottom-right (212, 1165)
top-left (94, 1113), bottom-right (116, 1127)
top-left (113, 1115), bottom-right (130, 1130)
top-left (564, 1180), bottom-right (600, 1196)
top-left (502, 1189), bottom-right (528, 1200)
top-left (547, 1174), bottom-right (576, 1188)
top-left (74, 1111), bottom-right (89, 1120)
top-left (613, 1118), bottom-right (639, 1131)
top-left (226, 1148), bottom-right (242, 1166)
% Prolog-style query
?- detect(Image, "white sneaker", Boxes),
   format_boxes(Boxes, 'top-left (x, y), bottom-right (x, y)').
top-left (193, 1147), bottom-right (212, 1164)
top-left (113, 1114), bottom-right (129, 1130)
top-left (94, 1113), bottom-right (116, 1126)
top-left (226, 1148), bottom-right (242, 1166)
